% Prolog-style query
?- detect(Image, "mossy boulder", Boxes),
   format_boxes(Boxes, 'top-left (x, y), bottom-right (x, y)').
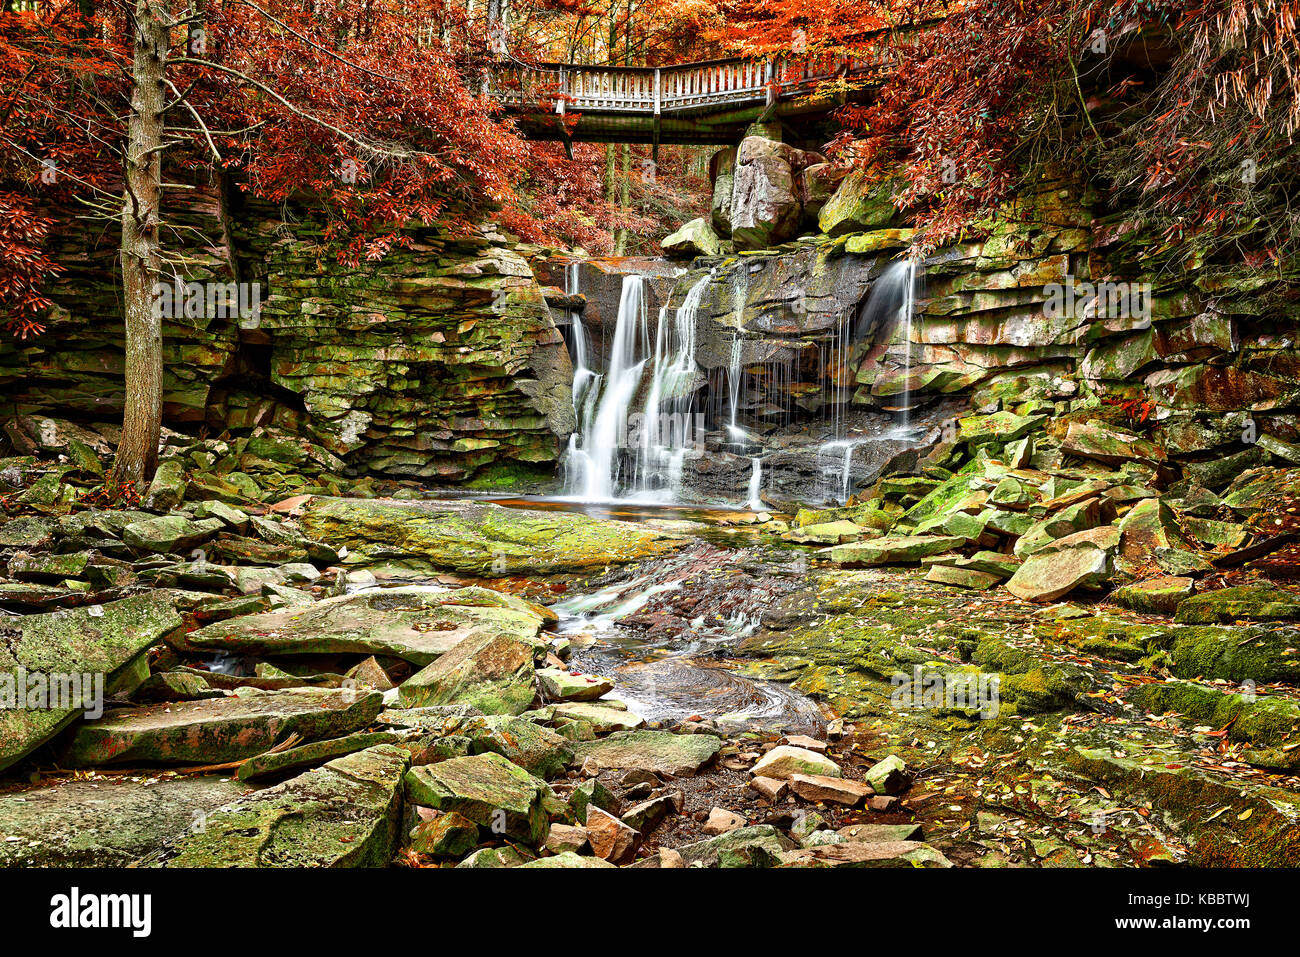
top-left (1174, 584), bottom-right (1300, 624)
top-left (404, 752), bottom-right (550, 844)
top-left (145, 745), bottom-right (409, 867)
top-left (0, 592), bottom-right (186, 772)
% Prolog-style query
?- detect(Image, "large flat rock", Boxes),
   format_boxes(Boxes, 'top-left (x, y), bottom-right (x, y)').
top-left (297, 497), bottom-right (685, 575)
top-left (60, 688), bottom-right (384, 766)
top-left (0, 592), bottom-right (185, 771)
top-left (0, 774), bottom-right (250, 867)
top-left (170, 585), bottom-right (547, 666)
top-left (569, 730), bottom-right (722, 776)
top-left (398, 629), bottom-right (541, 714)
top-left (141, 744), bottom-right (410, 867)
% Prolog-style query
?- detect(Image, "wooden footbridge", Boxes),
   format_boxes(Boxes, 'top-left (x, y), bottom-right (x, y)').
top-left (488, 27), bottom-right (922, 147)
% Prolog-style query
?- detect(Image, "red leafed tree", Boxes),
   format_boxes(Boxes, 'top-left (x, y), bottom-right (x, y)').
top-left (1, 0), bottom-right (538, 484)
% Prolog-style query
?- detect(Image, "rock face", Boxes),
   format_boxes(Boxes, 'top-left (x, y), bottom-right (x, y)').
top-left (0, 210), bottom-right (573, 485)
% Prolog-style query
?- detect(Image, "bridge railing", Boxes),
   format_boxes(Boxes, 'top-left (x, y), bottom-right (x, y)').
top-left (491, 49), bottom-right (891, 116)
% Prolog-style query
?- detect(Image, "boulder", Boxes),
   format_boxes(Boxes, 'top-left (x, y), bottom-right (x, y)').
top-left (710, 146), bottom-right (737, 235)
top-left (397, 630), bottom-right (540, 714)
top-left (569, 730), bottom-right (721, 776)
top-left (144, 745), bottom-right (409, 866)
top-left (1005, 544), bottom-right (1111, 602)
top-left (1175, 584), bottom-right (1300, 625)
top-left (0, 592), bottom-right (185, 772)
top-left (729, 136), bottom-right (803, 250)
top-left (1111, 576), bottom-right (1195, 616)
top-left (0, 774), bottom-right (249, 867)
top-left (586, 806), bottom-right (640, 863)
top-left (404, 752), bottom-right (550, 845)
top-left (662, 218), bottom-right (722, 259)
top-left (172, 586), bottom-right (546, 666)
top-left (828, 535), bottom-right (968, 566)
top-left (818, 171), bottom-right (901, 236)
top-left (299, 497), bottom-right (684, 575)
top-left (864, 755), bottom-right (910, 796)
top-left (750, 745), bottom-right (841, 780)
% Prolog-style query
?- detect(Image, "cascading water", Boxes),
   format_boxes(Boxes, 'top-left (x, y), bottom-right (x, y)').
top-left (565, 275), bottom-right (650, 501)
top-left (853, 257), bottom-right (921, 424)
top-left (565, 273), bottom-right (712, 503)
top-left (746, 457), bottom-right (764, 509)
top-left (635, 274), bottom-right (710, 498)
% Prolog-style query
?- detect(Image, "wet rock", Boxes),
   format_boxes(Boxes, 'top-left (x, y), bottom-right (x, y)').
top-left (60, 688), bottom-right (384, 766)
top-left (0, 774), bottom-right (249, 867)
top-left (839, 822), bottom-right (923, 843)
top-left (569, 730), bottom-right (722, 776)
top-left (1005, 544), bottom-right (1111, 602)
top-left (0, 592), bottom-right (186, 772)
top-left (397, 630), bottom-right (540, 715)
top-left (586, 806), bottom-right (640, 863)
top-left (404, 752), bottom-right (549, 844)
top-left (174, 586), bottom-right (545, 666)
top-left (456, 845), bottom-right (535, 868)
top-left (751, 744), bottom-right (841, 780)
top-left (143, 745), bottom-right (409, 867)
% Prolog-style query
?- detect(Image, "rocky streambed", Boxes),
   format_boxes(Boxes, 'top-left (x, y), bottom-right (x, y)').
top-left (5, 413), bottom-right (1300, 868)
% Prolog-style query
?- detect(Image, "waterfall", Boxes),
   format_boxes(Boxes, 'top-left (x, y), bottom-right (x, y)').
top-left (565, 275), bottom-right (650, 501)
top-left (636, 274), bottom-right (709, 498)
top-left (565, 273), bottom-right (710, 503)
top-left (746, 457), bottom-right (764, 509)
top-left (853, 257), bottom-right (922, 422)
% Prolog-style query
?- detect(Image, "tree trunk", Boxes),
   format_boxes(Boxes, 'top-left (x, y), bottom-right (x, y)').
top-left (111, 0), bottom-right (168, 487)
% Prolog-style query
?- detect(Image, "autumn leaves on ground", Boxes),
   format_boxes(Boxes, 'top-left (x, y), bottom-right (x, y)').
top-left (2, 0), bottom-right (1300, 870)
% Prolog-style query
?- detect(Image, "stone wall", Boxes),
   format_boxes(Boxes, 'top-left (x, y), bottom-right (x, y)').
top-left (0, 192), bottom-right (575, 485)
